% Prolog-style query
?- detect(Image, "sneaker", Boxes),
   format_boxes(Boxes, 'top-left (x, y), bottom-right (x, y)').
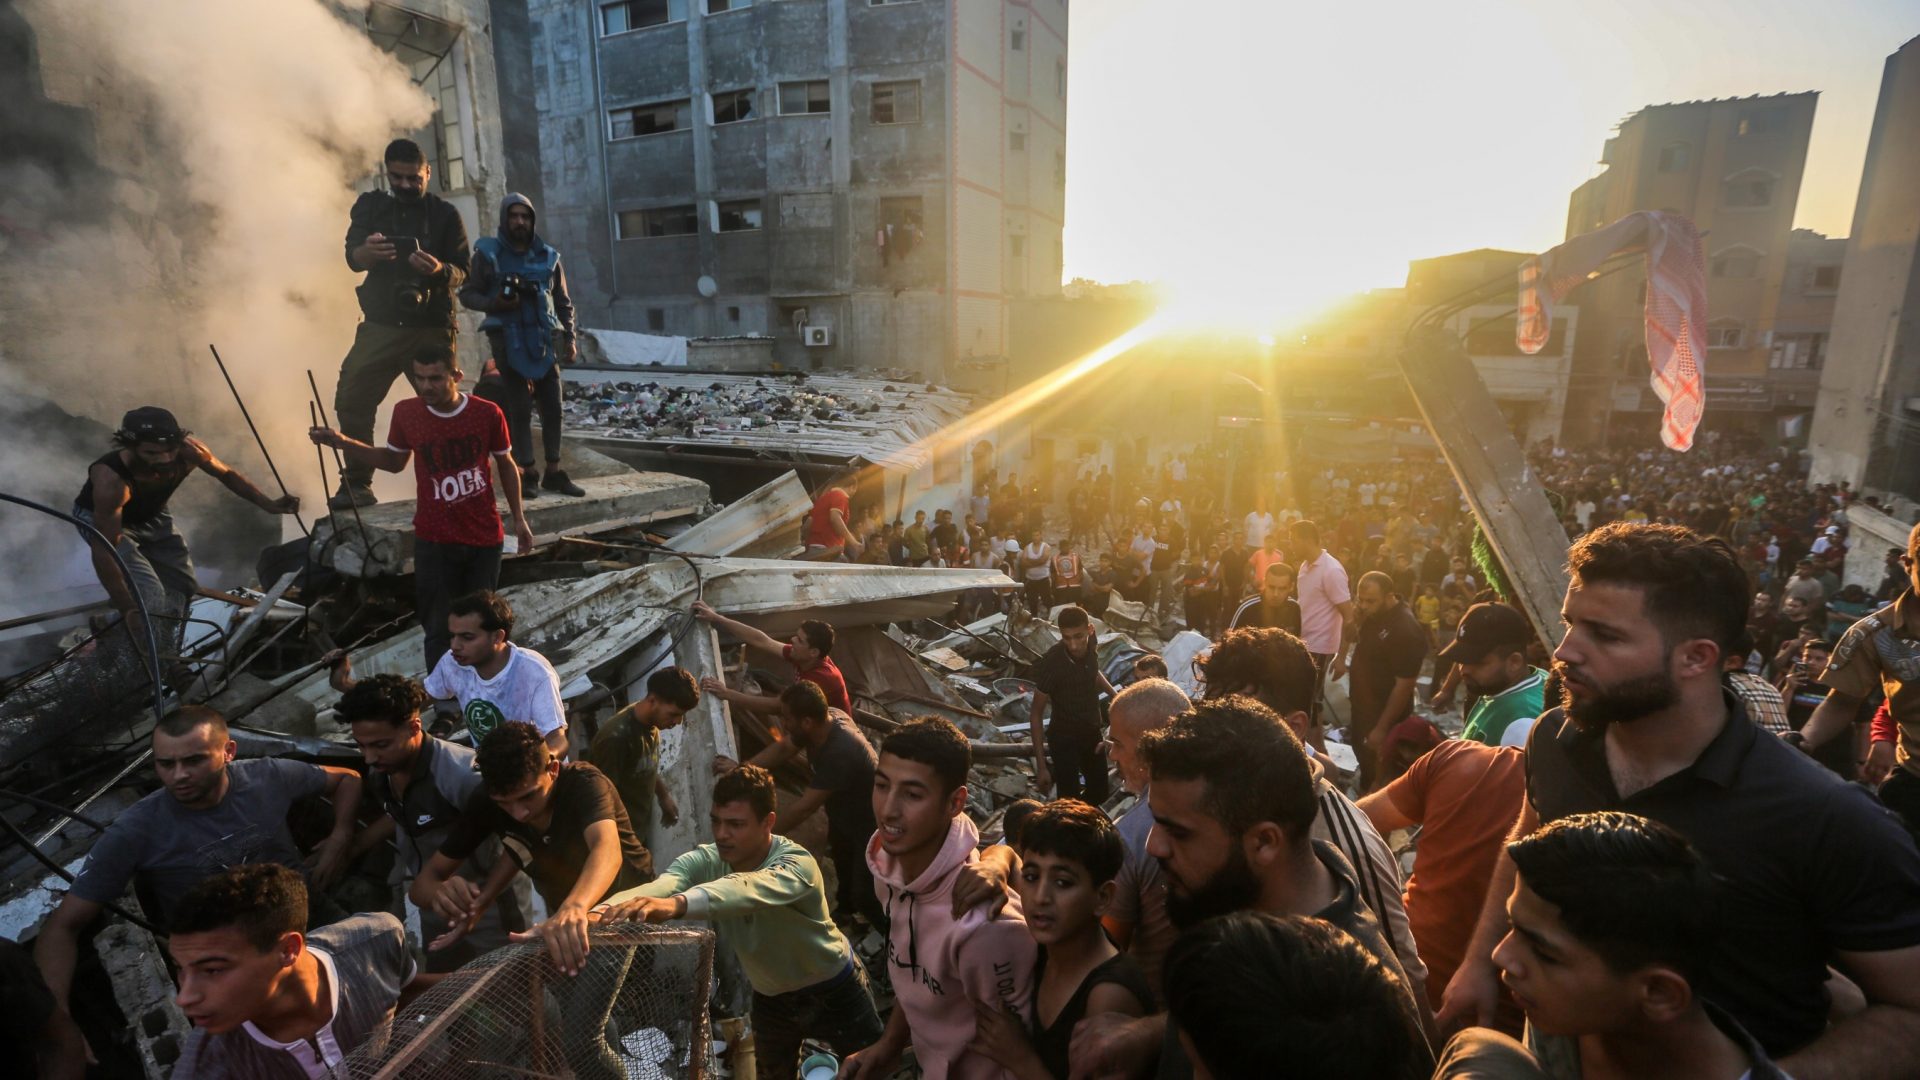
top-left (520, 468), bottom-right (542, 497)
top-left (541, 469), bottom-right (587, 497)
top-left (328, 481), bottom-right (377, 509)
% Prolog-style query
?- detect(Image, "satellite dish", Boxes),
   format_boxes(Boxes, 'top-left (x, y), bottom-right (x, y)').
top-left (696, 275), bottom-right (719, 298)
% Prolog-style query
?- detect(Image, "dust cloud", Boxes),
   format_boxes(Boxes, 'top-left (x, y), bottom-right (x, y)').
top-left (0, 0), bottom-right (431, 630)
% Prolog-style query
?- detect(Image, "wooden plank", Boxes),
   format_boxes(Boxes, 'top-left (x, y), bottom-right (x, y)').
top-left (1397, 325), bottom-right (1571, 643)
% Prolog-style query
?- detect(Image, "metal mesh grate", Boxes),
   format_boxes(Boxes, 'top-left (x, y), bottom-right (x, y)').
top-left (344, 924), bottom-right (718, 1080)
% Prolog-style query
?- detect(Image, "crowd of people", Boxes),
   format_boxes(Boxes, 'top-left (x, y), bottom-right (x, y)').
top-left (19, 132), bottom-right (1920, 1080)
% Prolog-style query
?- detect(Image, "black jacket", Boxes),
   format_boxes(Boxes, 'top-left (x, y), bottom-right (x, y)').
top-left (344, 190), bottom-right (470, 328)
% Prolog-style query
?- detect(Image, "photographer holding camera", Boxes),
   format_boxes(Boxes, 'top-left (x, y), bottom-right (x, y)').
top-left (459, 193), bottom-right (584, 498)
top-left (331, 138), bottom-right (471, 509)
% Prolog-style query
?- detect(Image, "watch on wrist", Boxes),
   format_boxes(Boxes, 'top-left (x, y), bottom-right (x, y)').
top-left (1782, 731), bottom-right (1806, 747)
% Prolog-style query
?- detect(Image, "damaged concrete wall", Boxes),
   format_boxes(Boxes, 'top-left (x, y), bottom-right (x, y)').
top-left (506, 0), bottom-right (1065, 379)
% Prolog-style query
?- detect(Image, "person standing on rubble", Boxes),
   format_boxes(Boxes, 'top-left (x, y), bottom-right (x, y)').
top-left (585, 666), bottom-right (700, 840)
top-left (692, 600), bottom-right (852, 714)
top-left (330, 138), bottom-right (470, 509)
top-left (74, 406), bottom-right (300, 653)
top-left (309, 344), bottom-right (534, 668)
top-left (1028, 605), bottom-right (1116, 803)
top-left (458, 192), bottom-right (586, 498)
top-left (803, 472), bottom-right (861, 560)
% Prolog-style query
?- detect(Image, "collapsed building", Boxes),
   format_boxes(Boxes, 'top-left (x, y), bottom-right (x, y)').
top-left (0, 361), bottom-right (1174, 1078)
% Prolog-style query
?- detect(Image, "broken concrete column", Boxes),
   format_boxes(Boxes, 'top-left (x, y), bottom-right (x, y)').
top-left (97, 917), bottom-right (192, 1079)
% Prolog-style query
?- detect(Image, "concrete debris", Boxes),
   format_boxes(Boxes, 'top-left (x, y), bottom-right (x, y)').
top-left (665, 470), bottom-right (809, 559)
top-left (311, 471), bottom-right (711, 578)
top-left (96, 918), bottom-right (191, 1077)
top-left (562, 369), bottom-right (973, 471)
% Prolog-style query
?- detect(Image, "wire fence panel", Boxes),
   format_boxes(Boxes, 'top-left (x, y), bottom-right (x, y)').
top-left (345, 925), bottom-right (717, 1080)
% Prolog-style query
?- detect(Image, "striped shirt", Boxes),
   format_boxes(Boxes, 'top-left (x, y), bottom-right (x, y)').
top-left (1312, 765), bottom-right (1428, 995)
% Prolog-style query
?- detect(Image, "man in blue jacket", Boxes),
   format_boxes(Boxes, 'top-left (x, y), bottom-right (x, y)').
top-left (459, 193), bottom-right (583, 497)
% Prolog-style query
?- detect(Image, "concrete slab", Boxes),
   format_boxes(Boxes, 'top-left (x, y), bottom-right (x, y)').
top-left (666, 470), bottom-right (808, 558)
top-left (311, 471), bottom-right (711, 577)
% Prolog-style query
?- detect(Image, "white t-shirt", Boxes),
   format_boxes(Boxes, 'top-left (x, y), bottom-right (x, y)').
top-left (1358, 483), bottom-right (1377, 507)
top-left (1022, 541), bottom-right (1054, 581)
top-left (425, 644), bottom-right (567, 744)
top-left (1244, 511), bottom-right (1275, 549)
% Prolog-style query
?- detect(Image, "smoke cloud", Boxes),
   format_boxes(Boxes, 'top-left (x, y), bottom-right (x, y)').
top-left (0, 0), bottom-right (432, 634)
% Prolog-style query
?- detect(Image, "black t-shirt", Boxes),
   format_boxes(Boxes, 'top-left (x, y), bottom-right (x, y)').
top-left (440, 763), bottom-right (653, 909)
top-left (931, 521), bottom-right (959, 552)
top-left (1152, 524), bottom-right (1186, 572)
top-left (809, 715), bottom-right (878, 857)
top-left (1218, 546), bottom-right (1248, 598)
top-left (1351, 602), bottom-right (1429, 728)
top-left (1032, 640), bottom-right (1106, 737)
top-left (1524, 695), bottom-right (1920, 1055)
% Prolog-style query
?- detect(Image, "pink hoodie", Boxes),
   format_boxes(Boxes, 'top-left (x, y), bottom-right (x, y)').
top-left (868, 814), bottom-right (1036, 1080)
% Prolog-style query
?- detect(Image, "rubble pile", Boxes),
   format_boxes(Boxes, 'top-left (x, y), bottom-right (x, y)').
top-left (563, 376), bottom-right (937, 440)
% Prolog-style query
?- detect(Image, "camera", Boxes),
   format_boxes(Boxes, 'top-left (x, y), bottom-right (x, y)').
top-left (500, 273), bottom-right (529, 300)
top-left (395, 281), bottom-right (428, 310)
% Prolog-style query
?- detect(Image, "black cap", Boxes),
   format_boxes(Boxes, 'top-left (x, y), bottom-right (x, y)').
top-left (1437, 602), bottom-right (1532, 665)
top-left (117, 406), bottom-right (186, 444)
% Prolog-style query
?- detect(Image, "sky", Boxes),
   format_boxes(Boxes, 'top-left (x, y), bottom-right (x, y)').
top-left (1062, 0), bottom-right (1919, 330)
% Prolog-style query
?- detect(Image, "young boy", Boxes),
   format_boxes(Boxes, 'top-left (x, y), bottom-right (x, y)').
top-left (969, 800), bottom-right (1153, 1080)
top-left (597, 765), bottom-right (883, 1080)
top-left (1439, 811), bottom-right (1789, 1080)
top-left (340, 674), bottom-right (533, 971)
top-left (414, 722), bottom-right (652, 975)
top-left (585, 666), bottom-right (700, 841)
top-left (843, 718), bottom-right (1036, 1080)
top-left (169, 864), bottom-right (424, 1078)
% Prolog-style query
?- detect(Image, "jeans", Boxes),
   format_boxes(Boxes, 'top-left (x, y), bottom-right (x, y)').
top-left (829, 831), bottom-right (888, 932)
top-left (73, 506), bottom-right (197, 607)
top-left (752, 962), bottom-right (886, 1080)
top-left (488, 330), bottom-right (565, 468)
top-left (1048, 729), bottom-right (1110, 803)
top-left (414, 539), bottom-right (502, 668)
top-left (334, 322), bottom-right (456, 488)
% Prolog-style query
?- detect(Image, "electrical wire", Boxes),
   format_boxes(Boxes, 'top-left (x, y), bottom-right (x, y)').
top-left (207, 344), bottom-right (309, 538)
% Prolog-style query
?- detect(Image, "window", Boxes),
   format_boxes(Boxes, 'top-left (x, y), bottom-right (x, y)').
top-left (711, 88), bottom-right (756, 124)
top-left (617, 205), bottom-right (699, 238)
top-left (1009, 130), bottom-right (1026, 151)
top-left (1657, 142), bottom-right (1690, 173)
top-left (1706, 320), bottom-right (1745, 349)
top-left (428, 53), bottom-right (466, 191)
top-left (727, 305), bottom-right (741, 323)
top-left (609, 99), bottom-right (692, 139)
top-left (706, 0), bottom-right (749, 12)
top-left (1710, 249), bottom-right (1761, 279)
top-left (1722, 174), bottom-right (1774, 208)
top-left (1811, 265), bottom-right (1842, 291)
top-left (1737, 107), bottom-right (1787, 137)
top-left (714, 198), bottom-right (763, 232)
top-left (1009, 235), bottom-right (1025, 257)
top-left (601, 0), bottom-right (686, 34)
top-left (871, 81), bottom-right (921, 124)
top-left (1011, 25), bottom-right (1025, 51)
top-left (778, 80), bottom-right (830, 115)
top-left (1771, 332), bottom-right (1828, 369)
top-left (647, 308), bottom-right (666, 332)
top-left (878, 195), bottom-right (924, 261)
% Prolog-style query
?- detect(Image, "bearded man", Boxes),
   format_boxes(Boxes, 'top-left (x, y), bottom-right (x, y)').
top-left (1433, 524), bottom-right (1920, 1080)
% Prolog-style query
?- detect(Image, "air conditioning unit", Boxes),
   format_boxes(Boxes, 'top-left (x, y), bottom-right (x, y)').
top-left (803, 325), bottom-right (832, 347)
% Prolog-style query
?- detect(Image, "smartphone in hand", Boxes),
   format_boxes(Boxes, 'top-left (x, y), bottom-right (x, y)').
top-left (391, 236), bottom-right (421, 258)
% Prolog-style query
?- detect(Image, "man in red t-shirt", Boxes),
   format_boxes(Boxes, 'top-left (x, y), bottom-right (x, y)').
top-left (311, 343), bottom-right (533, 665)
top-left (802, 476), bottom-right (860, 561)
top-left (689, 600), bottom-right (852, 715)
top-left (1356, 738), bottom-right (1526, 1032)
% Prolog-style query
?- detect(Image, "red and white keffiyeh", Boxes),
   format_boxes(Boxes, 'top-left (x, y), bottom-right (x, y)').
top-left (1518, 211), bottom-right (1708, 451)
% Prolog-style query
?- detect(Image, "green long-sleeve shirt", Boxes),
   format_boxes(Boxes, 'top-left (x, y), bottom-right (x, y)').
top-left (605, 835), bottom-right (853, 995)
